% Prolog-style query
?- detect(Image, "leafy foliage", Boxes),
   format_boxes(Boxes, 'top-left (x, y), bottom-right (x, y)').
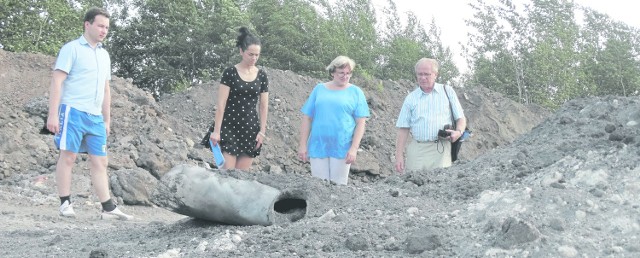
top-left (1, 0), bottom-right (459, 95)
top-left (247, 0), bottom-right (326, 77)
top-left (465, 0), bottom-right (640, 109)
top-left (0, 0), bottom-right (83, 55)
top-left (4, 0), bottom-right (638, 103)
top-left (580, 9), bottom-right (640, 97)
top-left (108, 0), bottom-right (249, 95)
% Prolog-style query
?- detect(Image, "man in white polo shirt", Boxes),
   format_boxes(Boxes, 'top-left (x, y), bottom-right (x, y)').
top-left (46, 7), bottom-right (132, 220)
top-left (395, 58), bottom-right (467, 173)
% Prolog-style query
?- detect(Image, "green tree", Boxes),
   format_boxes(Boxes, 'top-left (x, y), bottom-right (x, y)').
top-left (465, 0), bottom-right (520, 96)
top-left (293, 0), bottom-right (382, 79)
top-left (580, 8), bottom-right (640, 97)
top-left (325, 0), bottom-right (379, 76)
top-left (109, 0), bottom-right (249, 95)
top-left (0, 0), bottom-right (82, 55)
top-left (376, 0), bottom-right (459, 82)
top-left (247, 0), bottom-right (325, 77)
top-left (522, 0), bottom-right (583, 108)
top-left (466, 0), bottom-right (586, 108)
top-left (466, 0), bottom-right (640, 108)
top-left (424, 17), bottom-right (460, 84)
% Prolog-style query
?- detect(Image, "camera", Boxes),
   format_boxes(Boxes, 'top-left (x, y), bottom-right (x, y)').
top-left (438, 124), bottom-right (451, 138)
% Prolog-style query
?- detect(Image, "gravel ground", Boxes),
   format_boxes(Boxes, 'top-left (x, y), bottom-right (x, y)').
top-left (1, 49), bottom-right (638, 257)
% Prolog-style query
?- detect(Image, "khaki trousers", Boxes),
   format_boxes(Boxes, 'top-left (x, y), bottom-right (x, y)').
top-left (405, 139), bottom-right (452, 171)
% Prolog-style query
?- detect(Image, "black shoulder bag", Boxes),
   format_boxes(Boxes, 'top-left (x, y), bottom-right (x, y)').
top-left (443, 85), bottom-right (469, 162)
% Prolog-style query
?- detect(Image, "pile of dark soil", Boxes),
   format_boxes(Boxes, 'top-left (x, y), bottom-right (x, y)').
top-left (5, 50), bottom-right (638, 257)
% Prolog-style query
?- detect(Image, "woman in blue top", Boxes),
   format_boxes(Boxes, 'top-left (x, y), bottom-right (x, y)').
top-left (298, 56), bottom-right (370, 185)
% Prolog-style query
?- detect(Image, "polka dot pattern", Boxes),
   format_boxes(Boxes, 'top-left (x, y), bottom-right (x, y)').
top-left (218, 66), bottom-right (269, 157)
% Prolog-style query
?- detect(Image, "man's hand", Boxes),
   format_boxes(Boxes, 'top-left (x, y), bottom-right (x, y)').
top-left (446, 129), bottom-right (463, 142)
top-left (395, 158), bottom-right (405, 174)
top-left (46, 114), bottom-right (59, 135)
top-left (105, 120), bottom-right (111, 135)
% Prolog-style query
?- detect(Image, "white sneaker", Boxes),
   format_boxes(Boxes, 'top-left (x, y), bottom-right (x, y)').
top-left (101, 207), bottom-right (133, 220)
top-left (59, 200), bottom-right (76, 217)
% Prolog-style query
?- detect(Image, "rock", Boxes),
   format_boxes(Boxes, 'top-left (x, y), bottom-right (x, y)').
top-left (390, 189), bottom-right (400, 197)
top-left (558, 245), bottom-right (578, 257)
top-left (494, 217), bottom-right (541, 248)
top-left (318, 209), bottom-right (336, 221)
top-left (383, 237), bottom-right (401, 251)
top-left (267, 164), bottom-right (283, 174)
top-left (548, 218), bottom-right (565, 231)
top-left (185, 138), bottom-right (195, 148)
top-left (88, 250), bottom-right (108, 258)
top-left (405, 229), bottom-right (441, 254)
top-left (589, 188), bottom-right (605, 197)
top-left (609, 132), bottom-right (625, 141)
top-left (604, 124), bottom-right (616, 133)
top-left (109, 168), bottom-right (159, 206)
top-left (22, 97), bottom-right (49, 119)
top-left (135, 151), bottom-right (171, 179)
top-left (345, 234), bottom-right (369, 251)
top-left (350, 151), bottom-right (381, 175)
top-left (550, 182), bottom-right (566, 189)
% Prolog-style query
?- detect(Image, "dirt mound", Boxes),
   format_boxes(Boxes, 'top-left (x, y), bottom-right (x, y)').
top-left (158, 66), bottom-right (549, 176)
top-left (6, 50), bottom-right (638, 257)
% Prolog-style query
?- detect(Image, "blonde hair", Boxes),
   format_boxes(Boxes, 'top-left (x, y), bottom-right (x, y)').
top-left (326, 56), bottom-right (356, 73)
top-left (414, 58), bottom-right (439, 73)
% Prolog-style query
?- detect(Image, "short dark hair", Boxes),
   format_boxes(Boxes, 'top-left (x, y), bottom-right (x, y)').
top-left (236, 27), bottom-right (261, 51)
top-left (84, 7), bottom-right (110, 24)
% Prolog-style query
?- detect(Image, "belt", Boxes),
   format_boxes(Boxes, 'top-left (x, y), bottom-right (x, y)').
top-left (414, 139), bottom-right (438, 144)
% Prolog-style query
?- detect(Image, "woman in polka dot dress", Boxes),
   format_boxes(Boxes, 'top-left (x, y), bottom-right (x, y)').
top-left (209, 27), bottom-right (269, 170)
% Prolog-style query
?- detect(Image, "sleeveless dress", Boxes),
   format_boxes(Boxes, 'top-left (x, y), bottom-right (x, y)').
top-left (218, 66), bottom-right (269, 157)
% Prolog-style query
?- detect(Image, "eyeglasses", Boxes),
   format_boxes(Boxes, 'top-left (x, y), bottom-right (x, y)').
top-left (335, 71), bottom-right (352, 77)
top-left (417, 73), bottom-right (434, 77)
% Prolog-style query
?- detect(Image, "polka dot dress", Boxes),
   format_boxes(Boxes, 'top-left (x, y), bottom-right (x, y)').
top-left (218, 66), bottom-right (269, 157)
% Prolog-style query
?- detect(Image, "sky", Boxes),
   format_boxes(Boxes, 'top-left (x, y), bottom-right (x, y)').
top-left (371, 0), bottom-right (640, 73)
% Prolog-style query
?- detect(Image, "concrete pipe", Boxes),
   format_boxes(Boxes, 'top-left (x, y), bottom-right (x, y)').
top-left (152, 164), bottom-right (307, 226)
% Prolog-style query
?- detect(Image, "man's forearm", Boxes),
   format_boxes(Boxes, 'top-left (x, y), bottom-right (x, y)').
top-left (395, 128), bottom-right (409, 156)
top-left (455, 117), bottom-right (467, 133)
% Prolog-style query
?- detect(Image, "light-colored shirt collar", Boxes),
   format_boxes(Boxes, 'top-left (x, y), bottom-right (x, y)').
top-left (78, 35), bottom-right (103, 48)
top-left (417, 83), bottom-right (443, 95)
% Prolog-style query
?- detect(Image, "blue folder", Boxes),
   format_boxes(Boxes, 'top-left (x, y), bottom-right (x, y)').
top-left (209, 140), bottom-right (225, 168)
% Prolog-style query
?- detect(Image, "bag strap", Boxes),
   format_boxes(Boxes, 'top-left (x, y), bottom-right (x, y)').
top-left (442, 85), bottom-right (456, 130)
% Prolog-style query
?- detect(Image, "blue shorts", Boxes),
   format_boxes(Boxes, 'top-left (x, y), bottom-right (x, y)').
top-left (54, 104), bottom-right (107, 156)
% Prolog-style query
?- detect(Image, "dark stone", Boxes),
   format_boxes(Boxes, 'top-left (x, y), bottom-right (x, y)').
top-left (548, 218), bottom-right (565, 231)
top-left (405, 229), bottom-right (441, 254)
top-left (390, 189), bottom-right (400, 197)
top-left (550, 182), bottom-right (566, 189)
top-left (89, 249), bottom-right (108, 258)
top-left (109, 168), bottom-right (159, 206)
top-left (589, 188), bottom-right (605, 198)
top-left (559, 116), bottom-right (574, 124)
top-left (609, 133), bottom-right (624, 142)
top-left (345, 234), bottom-right (369, 251)
top-left (494, 217), bottom-right (541, 248)
top-left (604, 124), bottom-right (616, 133)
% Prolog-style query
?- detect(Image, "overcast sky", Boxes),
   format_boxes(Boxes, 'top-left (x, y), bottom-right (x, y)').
top-left (371, 0), bottom-right (640, 73)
